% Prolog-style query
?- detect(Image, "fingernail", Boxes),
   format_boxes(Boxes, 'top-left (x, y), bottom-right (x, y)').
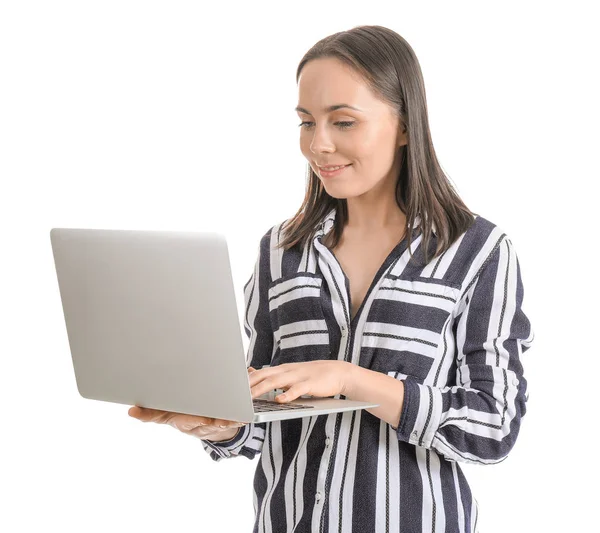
top-left (219, 425), bottom-right (227, 428)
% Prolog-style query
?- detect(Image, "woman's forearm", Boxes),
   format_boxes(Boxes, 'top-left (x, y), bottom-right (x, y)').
top-left (343, 364), bottom-right (405, 429)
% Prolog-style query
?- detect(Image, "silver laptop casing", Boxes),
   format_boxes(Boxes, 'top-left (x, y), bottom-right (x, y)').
top-left (50, 228), bottom-right (379, 424)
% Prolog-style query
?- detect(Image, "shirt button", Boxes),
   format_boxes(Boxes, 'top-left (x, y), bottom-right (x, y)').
top-left (513, 378), bottom-right (519, 386)
top-left (316, 491), bottom-right (322, 501)
top-left (325, 437), bottom-right (331, 447)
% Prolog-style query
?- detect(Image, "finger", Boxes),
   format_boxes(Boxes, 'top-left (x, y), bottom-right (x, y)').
top-left (129, 407), bottom-right (186, 425)
top-left (248, 365), bottom-right (284, 391)
top-left (251, 373), bottom-right (292, 400)
top-left (166, 414), bottom-right (220, 431)
top-left (128, 406), bottom-right (142, 418)
top-left (248, 364), bottom-right (282, 381)
top-left (170, 414), bottom-right (214, 429)
top-left (213, 418), bottom-right (245, 428)
top-left (250, 375), bottom-right (276, 399)
top-left (129, 406), bottom-right (169, 422)
top-left (247, 367), bottom-right (268, 388)
top-left (248, 366), bottom-right (256, 372)
top-left (276, 382), bottom-right (309, 403)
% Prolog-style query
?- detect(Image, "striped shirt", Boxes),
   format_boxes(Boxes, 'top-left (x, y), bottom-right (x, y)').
top-left (201, 207), bottom-right (534, 533)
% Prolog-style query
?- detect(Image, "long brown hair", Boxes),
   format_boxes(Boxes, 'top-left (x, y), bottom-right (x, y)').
top-left (278, 25), bottom-right (477, 266)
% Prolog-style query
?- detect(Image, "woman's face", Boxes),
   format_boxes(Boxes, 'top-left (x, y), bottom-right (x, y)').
top-left (296, 57), bottom-right (407, 200)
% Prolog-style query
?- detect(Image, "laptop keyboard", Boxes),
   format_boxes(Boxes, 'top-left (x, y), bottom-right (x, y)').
top-left (252, 398), bottom-right (315, 412)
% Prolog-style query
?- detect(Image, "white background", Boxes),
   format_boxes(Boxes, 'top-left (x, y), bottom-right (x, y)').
top-left (1, 1), bottom-right (597, 531)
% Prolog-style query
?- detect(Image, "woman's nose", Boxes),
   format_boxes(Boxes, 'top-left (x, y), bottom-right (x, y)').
top-left (309, 129), bottom-right (335, 155)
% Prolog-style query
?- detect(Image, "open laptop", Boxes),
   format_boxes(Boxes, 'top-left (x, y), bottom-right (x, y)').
top-left (49, 228), bottom-right (379, 423)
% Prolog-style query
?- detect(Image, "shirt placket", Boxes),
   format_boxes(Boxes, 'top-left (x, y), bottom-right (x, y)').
top-left (308, 236), bottom-right (349, 532)
top-left (311, 229), bottom-right (412, 532)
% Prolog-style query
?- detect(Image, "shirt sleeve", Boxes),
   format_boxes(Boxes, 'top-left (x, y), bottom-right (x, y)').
top-left (395, 235), bottom-right (534, 465)
top-left (200, 226), bottom-right (275, 462)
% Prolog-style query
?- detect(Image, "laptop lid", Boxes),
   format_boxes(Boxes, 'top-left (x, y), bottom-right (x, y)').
top-left (50, 227), bottom-right (258, 422)
top-left (50, 228), bottom-right (379, 424)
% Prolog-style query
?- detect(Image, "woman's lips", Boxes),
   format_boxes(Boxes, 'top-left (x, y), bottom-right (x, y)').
top-left (318, 164), bottom-right (351, 178)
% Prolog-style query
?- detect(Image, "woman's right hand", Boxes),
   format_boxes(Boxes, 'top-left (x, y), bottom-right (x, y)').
top-left (128, 406), bottom-right (247, 441)
top-left (127, 366), bottom-right (257, 442)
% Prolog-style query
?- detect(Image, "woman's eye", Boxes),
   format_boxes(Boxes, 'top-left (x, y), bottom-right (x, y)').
top-left (297, 121), bottom-right (355, 130)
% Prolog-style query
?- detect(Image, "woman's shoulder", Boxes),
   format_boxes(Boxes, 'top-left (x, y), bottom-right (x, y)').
top-left (255, 216), bottom-right (302, 257)
top-left (454, 212), bottom-right (525, 283)
top-left (427, 212), bottom-right (518, 291)
top-left (256, 218), bottom-right (291, 250)
top-left (460, 212), bottom-right (513, 247)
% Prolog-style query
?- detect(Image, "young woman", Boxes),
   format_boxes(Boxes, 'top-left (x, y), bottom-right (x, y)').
top-left (129, 25), bottom-right (534, 533)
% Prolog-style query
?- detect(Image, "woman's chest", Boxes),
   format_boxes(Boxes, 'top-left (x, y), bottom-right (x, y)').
top-left (266, 233), bottom-right (462, 386)
top-left (329, 236), bottom-right (402, 321)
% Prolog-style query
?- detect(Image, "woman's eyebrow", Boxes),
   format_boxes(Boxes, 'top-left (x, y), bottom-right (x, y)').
top-left (295, 104), bottom-right (363, 115)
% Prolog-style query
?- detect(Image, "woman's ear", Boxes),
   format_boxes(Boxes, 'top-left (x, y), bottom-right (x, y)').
top-left (397, 124), bottom-right (408, 147)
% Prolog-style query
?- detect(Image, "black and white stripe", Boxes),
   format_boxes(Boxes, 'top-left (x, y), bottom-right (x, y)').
top-left (201, 208), bottom-right (534, 533)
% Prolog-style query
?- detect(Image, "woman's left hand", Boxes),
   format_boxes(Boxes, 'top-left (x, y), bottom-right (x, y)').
top-left (248, 360), bottom-right (354, 403)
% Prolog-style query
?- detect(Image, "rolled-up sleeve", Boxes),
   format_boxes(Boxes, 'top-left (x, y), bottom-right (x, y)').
top-left (201, 227), bottom-right (275, 462)
top-left (396, 236), bottom-right (534, 465)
